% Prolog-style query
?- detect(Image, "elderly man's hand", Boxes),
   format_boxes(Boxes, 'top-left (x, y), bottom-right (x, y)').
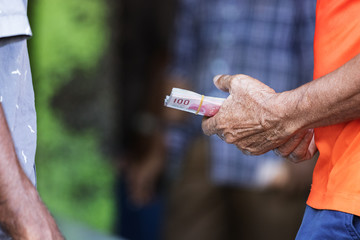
top-left (275, 129), bottom-right (318, 162)
top-left (202, 74), bottom-right (300, 155)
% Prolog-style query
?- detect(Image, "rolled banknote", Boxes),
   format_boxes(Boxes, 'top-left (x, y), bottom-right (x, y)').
top-left (164, 88), bottom-right (225, 117)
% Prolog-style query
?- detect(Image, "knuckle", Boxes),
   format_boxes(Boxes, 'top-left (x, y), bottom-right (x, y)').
top-left (279, 151), bottom-right (290, 158)
top-left (235, 143), bottom-right (245, 152)
top-left (215, 74), bottom-right (226, 84)
top-left (251, 150), bottom-right (263, 156)
top-left (242, 150), bottom-right (252, 156)
top-left (230, 76), bottom-right (243, 89)
top-left (234, 74), bottom-right (251, 84)
top-left (276, 147), bottom-right (290, 157)
top-left (234, 74), bottom-right (248, 80)
top-left (276, 143), bottom-right (294, 156)
top-left (274, 148), bottom-right (282, 156)
top-left (288, 151), bottom-right (306, 163)
top-left (202, 117), bottom-right (219, 136)
top-left (239, 146), bottom-right (254, 156)
top-left (201, 122), bottom-right (210, 135)
top-left (302, 152), bottom-right (312, 161)
top-left (224, 133), bottom-right (236, 144)
top-left (288, 156), bottom-right (300, 163)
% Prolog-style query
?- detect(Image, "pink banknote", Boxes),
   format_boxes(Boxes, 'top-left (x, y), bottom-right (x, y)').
top-left (164, 88), bottom-right (225, 117)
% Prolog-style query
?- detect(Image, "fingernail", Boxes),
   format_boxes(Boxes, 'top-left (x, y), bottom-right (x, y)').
top-left (213, 75), bottom-right (222, 83)
top-left (288, 153), bottom-right (299, 163)
top-left (217, 133), bottom-right (225, 140)
top-left (274, 148), bottom-right (281, 156)
top-left (242, 150), bottom-right (252, 156)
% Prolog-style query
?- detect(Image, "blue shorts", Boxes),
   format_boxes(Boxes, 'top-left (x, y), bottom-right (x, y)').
top-left (296, 205), bottom-right (360, 240)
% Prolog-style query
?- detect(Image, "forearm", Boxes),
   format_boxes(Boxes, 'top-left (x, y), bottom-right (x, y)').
top-left (0, 105), bottom-right (63, 239)
top-left (282, 54), bottom-right (360, 132)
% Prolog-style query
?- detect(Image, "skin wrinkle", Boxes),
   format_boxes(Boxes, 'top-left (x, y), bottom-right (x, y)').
top-left (308, 87), bottom-right (358, 128)
top-left (244, 136), bottom-right (273, 155)
top-left (215, 74), bottom-right (290, 153)
top-left (224, 125), bottom-right (260, 144)
top-left (202, 74), bottom-right (315, 159)
top-left (202, 54), bottom-right (360, 161)
top-left (294, 145), bottom-right (310, 160)
top-left (258, 101), bottom-right (289, 147)
top-left (278, 130), bottom-right (310, 158)
top-left (307, 56), bottom-right (360, 127)
top-left (287, 132), bottom-right (315, 163)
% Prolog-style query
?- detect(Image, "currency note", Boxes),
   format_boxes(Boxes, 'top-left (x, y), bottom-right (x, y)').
top-left (164, 88), bottom-right (225, 117)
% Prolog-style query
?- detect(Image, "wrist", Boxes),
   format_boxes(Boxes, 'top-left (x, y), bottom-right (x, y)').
top-left (0, 180), bottom-right (63, 240)
top-left (9, 200), bottom-right (63, 240)
top-left (274, 90), bottom-right (309, 135)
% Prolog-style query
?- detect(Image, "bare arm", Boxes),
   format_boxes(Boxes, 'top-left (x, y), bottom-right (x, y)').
top-left (202, 54), bottom-right (360, 159)
top-left (0, 105), bottom-right (63, 239)
top-left (280, 53), bottom-right (360, 131)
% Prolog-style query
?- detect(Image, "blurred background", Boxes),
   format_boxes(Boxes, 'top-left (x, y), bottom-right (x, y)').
top-left (28, 0), bottom-right (117, 239)
top-left (27, 0), bottom-right (317, 240)
top-left (28, 0), bottom-right (175, 239)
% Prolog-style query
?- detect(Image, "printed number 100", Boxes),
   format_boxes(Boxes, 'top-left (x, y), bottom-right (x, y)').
top-left (174, 98), bottom-right (189, 105)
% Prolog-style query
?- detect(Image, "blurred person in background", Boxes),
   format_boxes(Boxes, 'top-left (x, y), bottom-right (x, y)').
top-left (112, 0), bottom-right (176, 239)
top-left (160, 0), bottom-right (317, 240)
top-left (0, 0), bottom-right (63, 239)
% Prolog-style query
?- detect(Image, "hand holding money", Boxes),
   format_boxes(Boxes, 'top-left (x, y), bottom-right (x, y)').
top-left (164, 88), bottom-right (225, 117)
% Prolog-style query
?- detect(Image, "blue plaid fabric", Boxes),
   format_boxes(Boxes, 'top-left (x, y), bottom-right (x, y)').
top-left (168, 0), bottom-right (316, 187)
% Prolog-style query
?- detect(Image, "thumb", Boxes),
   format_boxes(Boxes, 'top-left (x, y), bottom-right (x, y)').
top-left (202, 116), bottom-right (219, 136)
top-left (213, 74), bottom-right (233, 92)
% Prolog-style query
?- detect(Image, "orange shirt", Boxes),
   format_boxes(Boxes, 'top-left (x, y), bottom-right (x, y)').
top-left (307, 0), bottom-right (360, 216)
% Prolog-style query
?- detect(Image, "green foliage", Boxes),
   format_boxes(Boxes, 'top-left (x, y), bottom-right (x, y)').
top-left (31, 0), bottom-right (108, 102)
top-left (30, 0), bottom-right (115, 233)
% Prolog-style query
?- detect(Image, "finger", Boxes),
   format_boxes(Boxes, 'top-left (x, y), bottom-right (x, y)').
top-left (293, 133), bottom-right (317, 162)
top-left (235, 143), bottom-right (267, 156)
top-left (307, 135), bottom-right (318, 157)
top-left (275, 130), bottom-right (308, 157)
top-left (213, 74), bottom-right (233, 92)
top-left (241, 148), bottom-right (252, 156)
top-left (202, 116), bottom-right (219, 136)
top-left (217, 132), bottom-right (225, 141)
top-left (288, 129), bottom-right (314, 163)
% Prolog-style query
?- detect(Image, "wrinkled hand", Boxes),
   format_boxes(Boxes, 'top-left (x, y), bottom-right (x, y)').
top-left (202, 74), bottom-right (299, 155)
top-left (275, 129), bottom-right (318, 163)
